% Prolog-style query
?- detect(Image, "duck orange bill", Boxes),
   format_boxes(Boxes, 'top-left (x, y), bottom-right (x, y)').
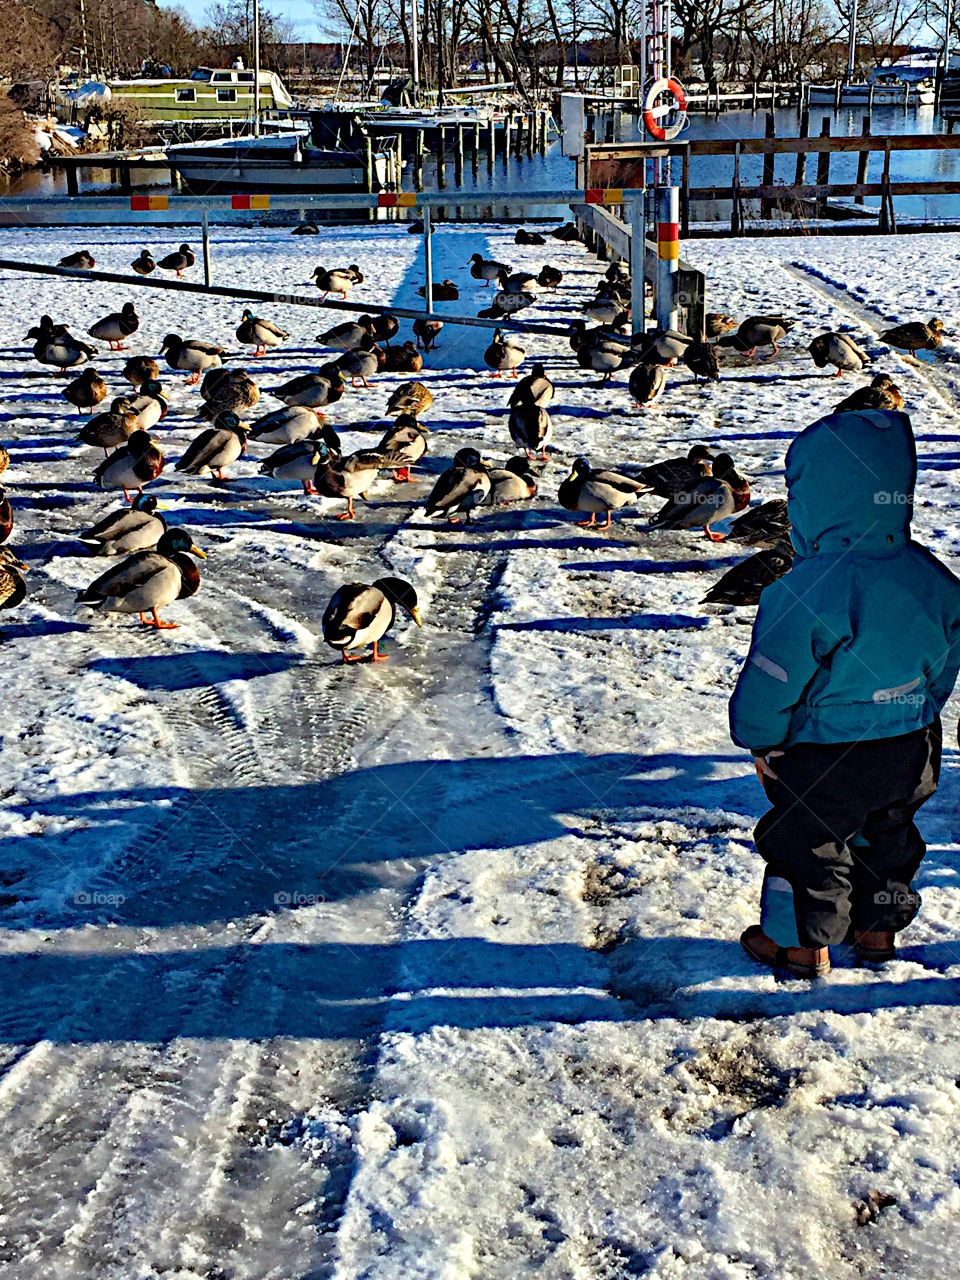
top-left (410, 607), bottom-right (423, 627)
top-left (190, 545), bottom-right (207, 559)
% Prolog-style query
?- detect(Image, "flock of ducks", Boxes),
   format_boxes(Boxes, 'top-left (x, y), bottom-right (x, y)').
top-left (0, 230), bottom-right (942, 660)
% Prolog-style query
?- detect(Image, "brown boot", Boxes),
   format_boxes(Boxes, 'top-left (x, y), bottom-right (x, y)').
top-left (853, 929), bottom-right (897, 963)
top-left (740, 925), bottom-right (831, 978)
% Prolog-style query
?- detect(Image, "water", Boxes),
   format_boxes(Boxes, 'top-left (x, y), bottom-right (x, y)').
top-left (4, 102), bottom-right (959, 224)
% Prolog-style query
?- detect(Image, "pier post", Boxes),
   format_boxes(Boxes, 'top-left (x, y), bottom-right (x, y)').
top-left (815, 116), bottom-right (831, 216)
top-left (855, 113), bottom-right (871, 206)
top-left (413, 130), bottom-right (424, 189)
top-left (66, 165), bottom-right (79, 198)
top-left (526, 110), bottom-right (535, 157)
top-left (455, 125), bottom-right (465, 186)
top-left (487, 117), bottom-right (495, 175)
top-left (201, 211), bottom-right (211, 287)
top-left (751, 79), bottom-right (758, 112)
top-left (655, 185), bottom-right (680, 330)
top-left (437, 127), bottom-right (447, 189)
top-left (760, 112), bottom-right (776, 218)
top-left (119, 164), bottom-right (132, 195)
top-left (794, 108), bottom-right (809, 187)
top-left (364, 137), bottom-right (374, 193)
top-left (422, 205), bottom-right (433, 313)
top-left (472, 122), bottom-right (480, 179)
top-left (629, 195), bottom-right (646, 339)
top-left (834, 78), bottom-right (842, 109)
top-left (681, 148), bottom-right (691, 237)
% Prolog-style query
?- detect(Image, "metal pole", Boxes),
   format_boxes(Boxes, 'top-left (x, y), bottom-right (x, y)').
top-left (422, 204), bottom-right (433, 313)
top-left (847, 0), bottom-right (858, 81)
top-left (410, 0), bottom-right (420, 103)
top-left (944, 0), bottom-right (954, 77)
top-left (201, 210), bottom-right (211, 286)
top-left (655, 185), bottom-right (679, 331)
top-left (253, 0), bottom-right (261, 136)
top-left (629, 195), bottom-right (646, 338)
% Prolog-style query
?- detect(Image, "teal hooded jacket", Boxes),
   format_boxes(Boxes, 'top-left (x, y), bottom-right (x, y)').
top-left (729, 408), bottom-right (960, 752)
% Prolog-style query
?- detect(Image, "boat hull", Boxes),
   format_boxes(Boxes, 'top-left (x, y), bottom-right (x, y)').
top-left (807, 82), bottom-right (935, 106)
top-left (167, 142), bottom-right (392, 193)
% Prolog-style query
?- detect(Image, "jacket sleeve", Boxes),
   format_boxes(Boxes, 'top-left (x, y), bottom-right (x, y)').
top-left (927, 617), bottom-right (960, 711)
top-left (728, 576), bottom-right (833, 753)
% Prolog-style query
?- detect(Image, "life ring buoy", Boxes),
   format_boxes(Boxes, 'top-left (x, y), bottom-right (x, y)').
top-left (643, 77), bottom-right (688, 142)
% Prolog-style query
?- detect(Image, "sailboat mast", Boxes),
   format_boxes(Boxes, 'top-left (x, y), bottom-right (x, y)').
top-left (846, 0), bottom-right (858, 80)
top-left (253, 0), bottom-right (262, 136)
top-left (410, 0), bottom-right (420, 105)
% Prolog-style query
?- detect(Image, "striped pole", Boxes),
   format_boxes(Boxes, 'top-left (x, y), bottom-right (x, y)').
top-left (655, 185), bottom-right (680, 330)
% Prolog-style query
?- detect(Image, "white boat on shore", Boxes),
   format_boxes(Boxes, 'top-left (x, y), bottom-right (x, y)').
top-left (807, 78), bottom-right (935, 107)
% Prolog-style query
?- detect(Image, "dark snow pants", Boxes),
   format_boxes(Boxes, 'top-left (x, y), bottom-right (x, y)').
top-left (754, 720), bottom-right (941, 948)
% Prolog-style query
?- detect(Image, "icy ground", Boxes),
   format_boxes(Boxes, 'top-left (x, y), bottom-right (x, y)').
top-left (0, 222), bottom-right (959, 1279)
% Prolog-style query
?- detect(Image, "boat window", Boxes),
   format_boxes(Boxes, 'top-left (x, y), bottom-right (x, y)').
top-left (175, 87), bottom-right (196, 102)
top-left (217, 88), bottom-right (238, 103)
top-left (212, 72), bottom-right (233, 83)
top-left (237, 71), bottom-right (254, 82)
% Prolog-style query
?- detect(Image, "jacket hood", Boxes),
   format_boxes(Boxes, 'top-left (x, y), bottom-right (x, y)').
top-left (785, 408), bottom-right (916, 557)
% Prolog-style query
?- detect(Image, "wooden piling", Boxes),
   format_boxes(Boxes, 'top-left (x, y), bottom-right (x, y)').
top-left (413, 129), bottom-right (424, 190)
top-left (815, 117), bottom-right (831, 216)
top-left (760, 112), bottom-right (776, 218)
top-left (65, 164), bottom-right (79, 198)
top-left (794, 109), bottom-right (809, 186)
top-left (472, 122), bottom-right (480, 179)
top-left (855, 113), bottom-right (871, 206)
top-left (437, 127), bottom-right (447, 189)
top-left (681, 148), bottom-right (691, 237)
top-left (751, 79), bottom-right (758, 111)
top-left (455, 124), bottom-right (465, 185)
top-left (487, 116), bottom-right (495, 175)
top-left (834, 78), bottom-right (842, 109)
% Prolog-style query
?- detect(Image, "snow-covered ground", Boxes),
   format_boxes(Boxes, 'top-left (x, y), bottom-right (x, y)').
top-left (0, 221), bottom-right (959, 1279)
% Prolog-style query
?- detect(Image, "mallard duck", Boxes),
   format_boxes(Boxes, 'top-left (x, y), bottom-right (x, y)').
top-left (157, 243), bottom-right (195, 276)
top-left (93, 430), bottom-right (165, 502)
top-left (198, 367), bottom-right (259, 419)
top-left (631, 327), bottom-right (690, 366)
top-left (413, 318), bottom-right (443, 351)
top-left (268, 366), bottom-right (345, 410)
top-left (718, 316), bottom-right (795, 356)
top-left (628, 362), bottom-right (667, 408)
top-left (0, 554), bottom-right (27, 620)
top-left (558, 456), bottom-right (646, 530)
top-left (469, 253), bottom-right (512, 286)
top-left (682, 342), bottom-right (720, 383)
top-left (368, 414), bottom-right (428, 483)
top-left (122, 355), bottom-right (161, 389)
top-left (515, 229), bottom-right (546, 246)
top-left (424, 448), bottom-right (491, 523)
top-left (387, 381), bottom-right (433, 417)
top-left (508, 401), bottom-right (552, 461)
top-left (59, 250), bottom-right (95, 269)
top-left (705, 312), bottom-right (738, 338)
top-left (63, 368), bottom-right (107, 415)
top-left (161, 334), bottom-right (224, 384)
top-left (635, 446), bottom-right (715, 498)
top-left (128, 380), bottom-right (169, 430)
top-left (509, 362), bottom-right (554, 409)
top-left (418, 279), bottom-right (459, 302)
top-left (488, 457), bottom-right (538, 505)
top-left (383, 341), bottom-right (423, 374)
top-left (646, 453), bottom-right (750, 541)
top-left (481, 290), bottom-right (536, 319)
top-left (76, 526), bottom-right (205, 629)
top-left (337, 340), bottom-right (381, 388)
top-left (311, 265), bottom-right (362, 298)
top-left (131, 250), bottom-right (155, 276)
top-left (88, 302), bottom-right (139, 350)
top-left (369, 315), bottom-right (399, 345)
top-left (498, 269), bottom-right (541, 296)
top-left (582, 296), bottom-right (629, 327)
top-left (176, 412), bottom-right (247, 479)
top-left (577, 336), bottom-right (630, 384)
top-left (406, 218), bottom-right (425, 235)
top-left (701, 540), bottom-right (794, 607)
top-left (317, 317), bottom-right (374, 351)
top-left (0, 446), bottom-right (8, 479)
top-left (550, 223), bottom-right (580, 242)
top-left (314, 450), bottom-right (383, 520)
top-left (236, 309), bottom-right (290, 356)
top-left (78, 397), bottom-right (140, 454)
top-left (27, 319), bottom-right (96, 372)
top-left (484, 330), bottom-right (525, 378)
top-left (260, 433), bottom-right (337, 494)
top-left (808, 331), bottom-right (870, 377)
top-left (292, 221), bottom-right (319, 235)
top-left (834, 372), bottom-right (905, 413)
top-left (249, 403), bottom-right (330, 445)
top-left (538, 265), bottom-right (563, 290)
top-left (0, 485), bottom-right (13, 543)
top-left (726, 498), bottom-right (790, 548)
top-left (879, 318), bottom-right (945, 352)
top-left (322, 577), bottom-right (421, 663)
top-left (79, 492), bottom-right (167, 555)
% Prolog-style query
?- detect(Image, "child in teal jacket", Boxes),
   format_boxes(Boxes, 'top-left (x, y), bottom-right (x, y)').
top-left (730, 408), bottom-right (960, 977)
